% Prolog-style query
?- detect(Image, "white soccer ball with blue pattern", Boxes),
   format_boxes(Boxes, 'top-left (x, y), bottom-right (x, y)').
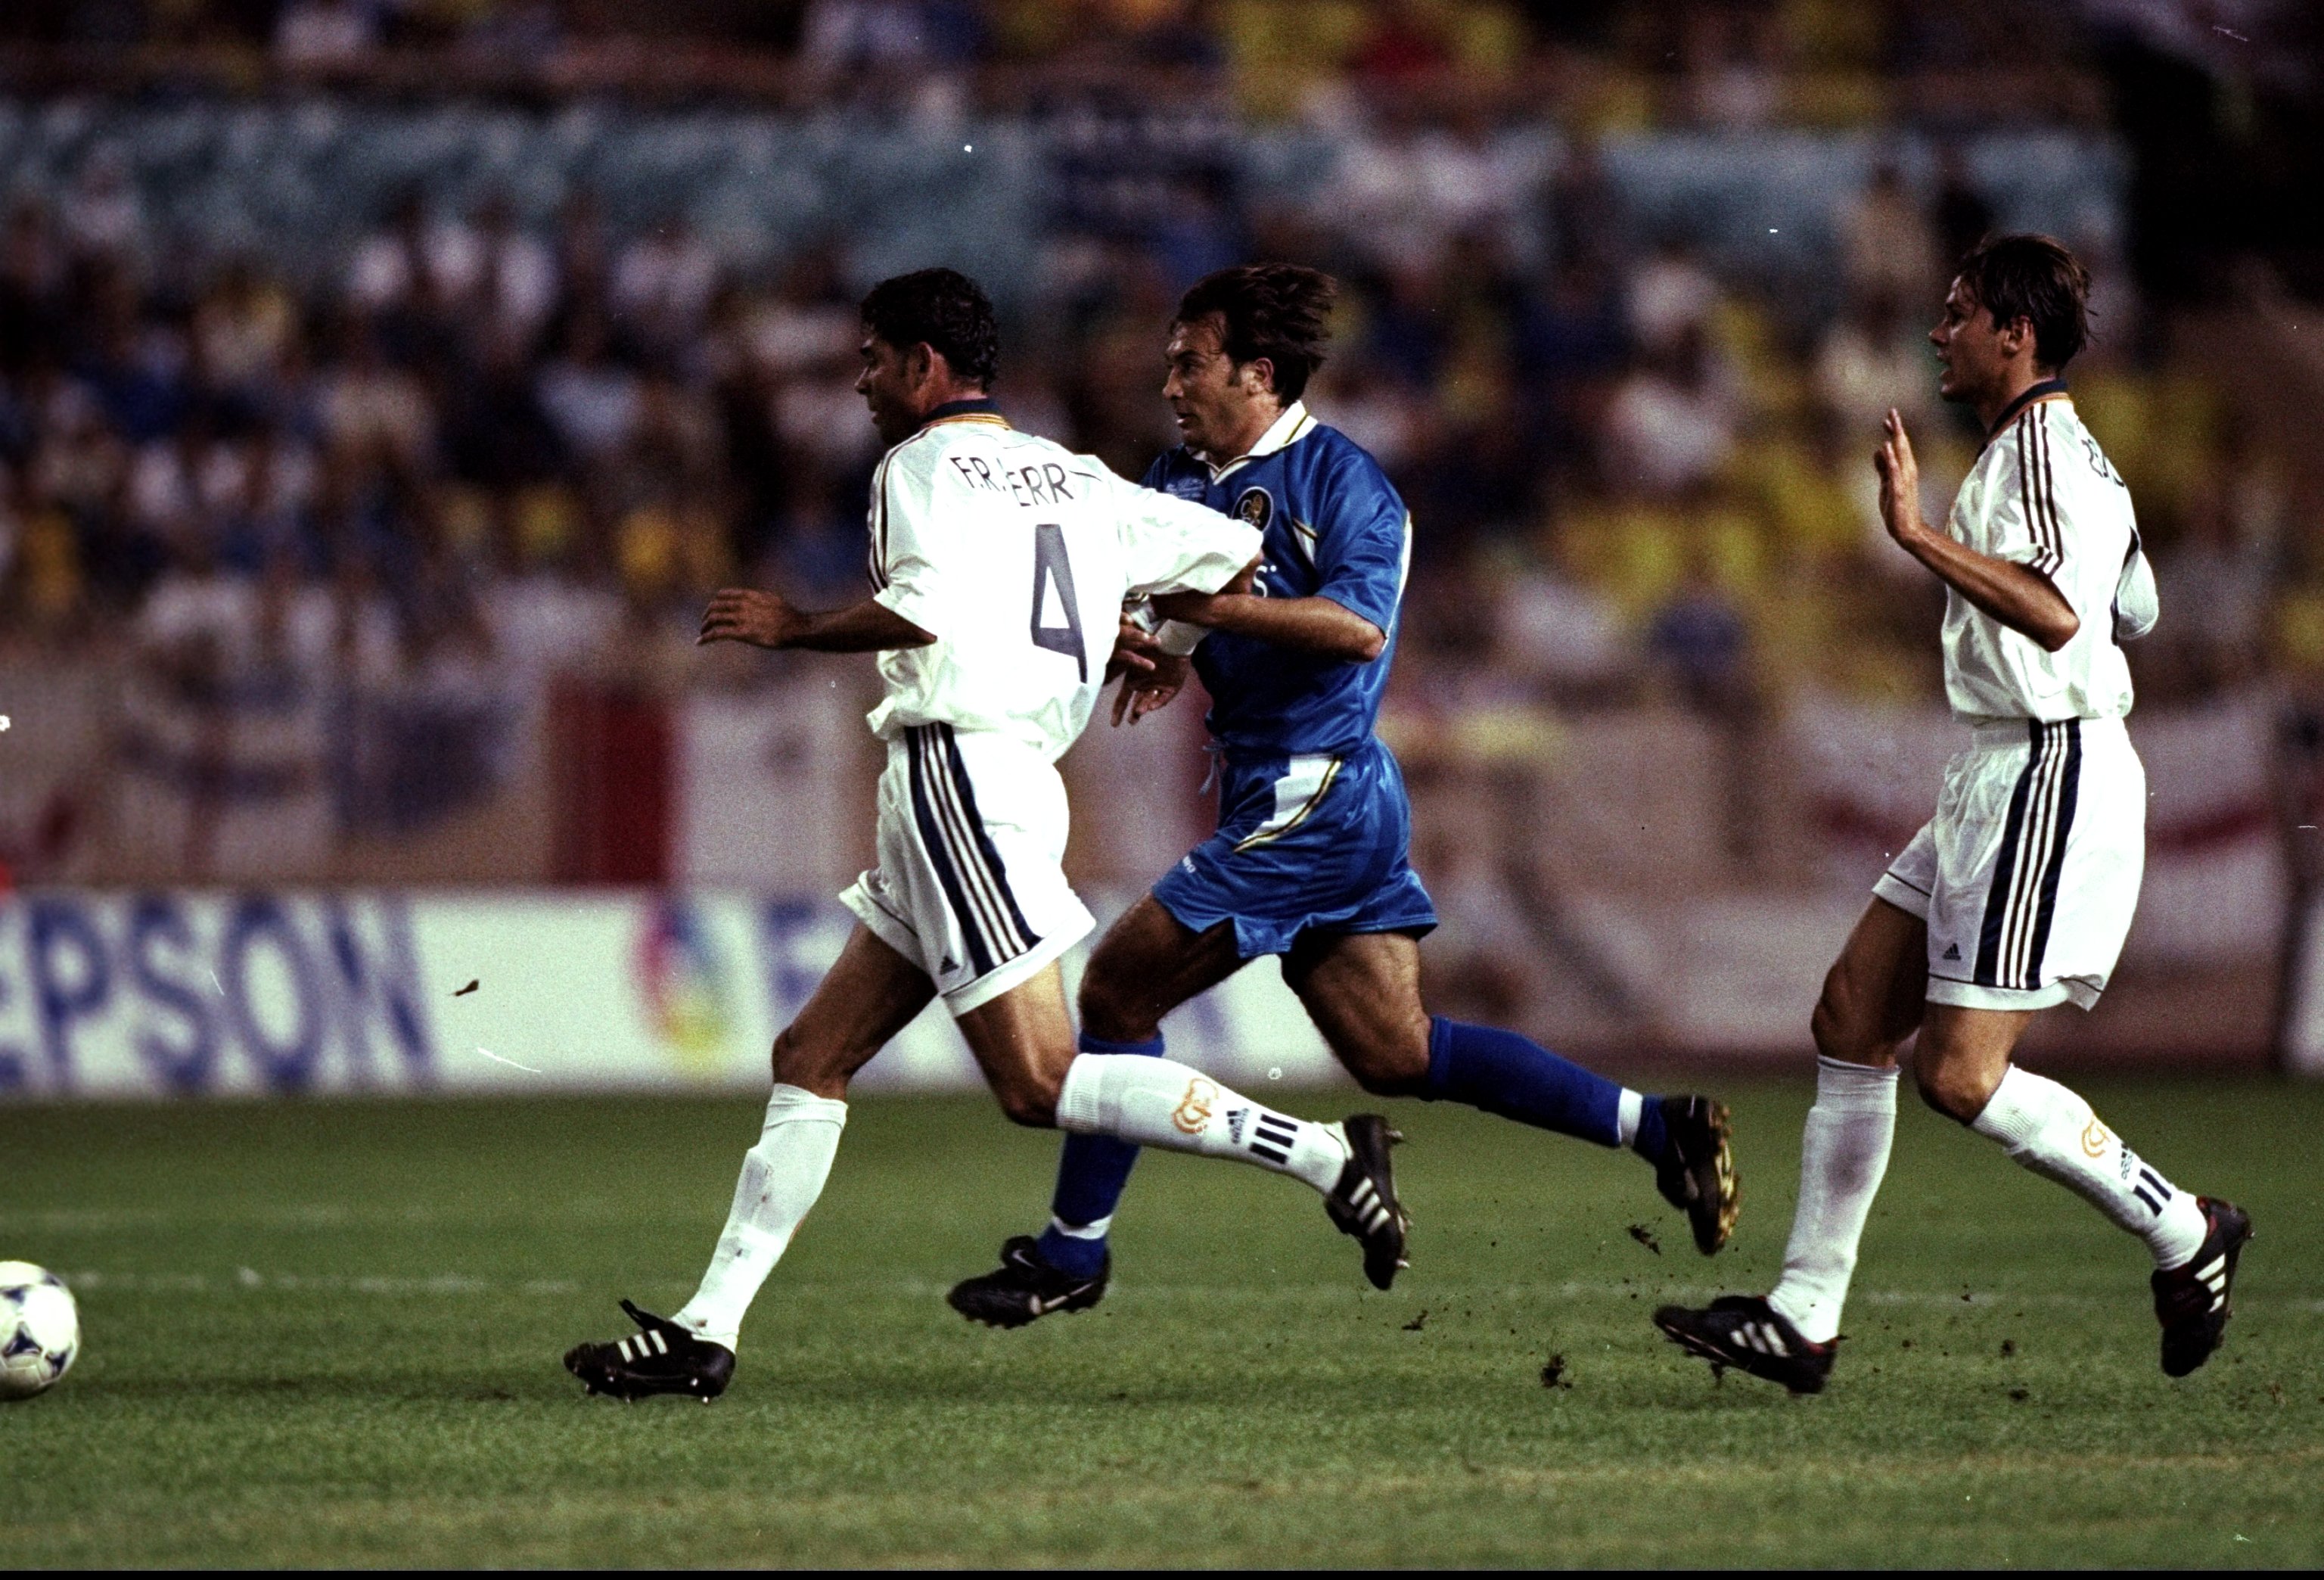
top-left (0, 1261), bottom-right (79, 1400)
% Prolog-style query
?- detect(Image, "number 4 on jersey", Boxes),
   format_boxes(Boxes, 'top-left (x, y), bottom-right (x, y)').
top-left (1030, 523), bottom-right (1086, 681)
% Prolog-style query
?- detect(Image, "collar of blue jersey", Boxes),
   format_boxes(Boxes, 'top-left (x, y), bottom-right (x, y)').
top-left (919, 396), bottom-right (1008, 429)
top-left (1198, 400), bottom-right (1314, 481)
top-left (1986, 376), bottom-right (2069, 440)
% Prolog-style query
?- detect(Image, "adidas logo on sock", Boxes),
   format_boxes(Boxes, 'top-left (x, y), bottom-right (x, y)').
top-left (1251, 1112), bottom-right (1296, 1165)
top-left (1941, 943), bottom-right (1962, 961)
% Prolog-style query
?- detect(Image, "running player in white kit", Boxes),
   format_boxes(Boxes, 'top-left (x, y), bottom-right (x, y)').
top-left (564, 269), bottom-right (1412, 1402)
top-left (1654, 235), bottom-right (2252, 1394)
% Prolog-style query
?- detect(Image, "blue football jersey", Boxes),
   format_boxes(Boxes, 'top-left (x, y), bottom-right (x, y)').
top-left (1142, 403), bottom-right (1412, 757)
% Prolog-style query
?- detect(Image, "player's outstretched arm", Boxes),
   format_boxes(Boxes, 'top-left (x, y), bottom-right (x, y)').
top-left (1875, 409), bottom-right (2080, 653)
top-left (698, 587), bottom-right (936, 652)
top-left (1148, 587), bottom-right (1386, 664)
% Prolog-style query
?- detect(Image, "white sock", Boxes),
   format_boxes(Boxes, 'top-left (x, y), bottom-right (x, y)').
top-left (1768, 1056), bottom-right (1898, 1345)
top-left (1056, 1053), bottom-right (1350, 1195)
top-left (1970, 1065), bottom-right (2207, 1270)
top-left (671, 1084), bottom-right (849, 1352)
top-left (1615, 1089), bottom-right (1644, 1149)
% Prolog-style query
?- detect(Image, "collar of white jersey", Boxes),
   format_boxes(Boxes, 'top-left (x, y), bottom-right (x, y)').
top-left (1198, 400), bottom-right (1316, 482)
top-left (1984, 376), bottom-right (2071, 445)
top-left (918, 396), bottom-right (1011, 433)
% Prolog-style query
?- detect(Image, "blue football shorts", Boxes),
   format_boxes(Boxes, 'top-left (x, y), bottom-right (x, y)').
top-left (1151, 735), bottom-right (1438, 959)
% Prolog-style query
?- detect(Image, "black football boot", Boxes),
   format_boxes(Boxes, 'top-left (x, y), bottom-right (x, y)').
top-left (1653, 1294), bottom-right (1838, 1395)
top-left (564, 1300), bottom-right (735, 1403)
top-left (1649, 1095), bottom-right (1741, 1255)
top-left (1324, 1115), bottom-right (1409, 1291)
top-left (946, 1236), bottom-right (1110, 1330)
top-left (2152, 1197), bottom-right (2253, 1378)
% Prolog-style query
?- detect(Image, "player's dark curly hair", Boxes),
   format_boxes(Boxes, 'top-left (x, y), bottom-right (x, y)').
top-left (1954, 233), bottom-right (2091, 372)
top-left (860, 267), bottom-right (1000, 387)
top-left (1174, 263), bottom-right (1337, 402)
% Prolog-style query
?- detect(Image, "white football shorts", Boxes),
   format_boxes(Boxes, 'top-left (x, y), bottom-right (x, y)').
top-left (840, 722), bottom-right (1095, 1015)
top-left (1872, 715), bottom-right (2145, 1012)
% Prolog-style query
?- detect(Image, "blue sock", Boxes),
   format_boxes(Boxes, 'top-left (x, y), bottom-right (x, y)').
top-left (1632, 1094), bottom-right (1667, 1163)
top-left (1425, 1016), bottom-right (1658, 1156)
top-left (1034, 1032), bottom-right (1164, 1279)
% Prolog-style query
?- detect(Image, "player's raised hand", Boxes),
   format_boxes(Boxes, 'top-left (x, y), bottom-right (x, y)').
top-left (1874, 408), bottom-right (1923, 544)
top-left (698, 586), bottom-right (808, 648)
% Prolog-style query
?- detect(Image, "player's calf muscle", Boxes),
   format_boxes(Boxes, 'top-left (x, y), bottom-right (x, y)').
top-left (1287, 932), bottom-right (1431, 1091)
top-left (956, 974), bottom-right (1077, 1127)
top-left (1327, 1022), bottom-right (1431, 1094)
top-left (1077, 970), bottom-right (1167, 1043)
top-left (1809, 977), bottom-right (1889, 1065)
top-left (1079, 904), bottom-right (1235, 1040)
top-left (769, 1025), bottom-right (866, 1097)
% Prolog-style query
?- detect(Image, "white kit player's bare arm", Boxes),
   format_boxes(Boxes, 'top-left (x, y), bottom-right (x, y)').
top-left (698, 584), bottom-right (933, 652)
top-left (1875, 407), bottom-right (2079, 652)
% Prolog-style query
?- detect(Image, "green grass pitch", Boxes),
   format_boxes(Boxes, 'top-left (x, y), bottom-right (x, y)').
top-left (4, 1076), bottom-right (2321, 1566)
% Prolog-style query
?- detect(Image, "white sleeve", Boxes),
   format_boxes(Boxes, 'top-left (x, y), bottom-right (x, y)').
top-left (1110, 471), bottom-right (1262, 600)
top-left (1987, 416), bottom-right (2072, 584)
top-left (2113, 534), bottom-right (2158, 642)
top-left (868, 444), bottom-right (968, 639)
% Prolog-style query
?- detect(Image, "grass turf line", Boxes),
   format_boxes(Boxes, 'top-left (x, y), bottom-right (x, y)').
top-left (2, 1078), bottom-right (2319, 1566)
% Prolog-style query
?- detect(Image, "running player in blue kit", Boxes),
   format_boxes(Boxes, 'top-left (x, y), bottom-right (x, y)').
top-left (949, 264), bottom-right (1743, 1326)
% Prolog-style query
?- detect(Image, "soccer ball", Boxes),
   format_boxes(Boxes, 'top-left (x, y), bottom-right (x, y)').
top-left (0, 1261), bottom-right (79, 1400)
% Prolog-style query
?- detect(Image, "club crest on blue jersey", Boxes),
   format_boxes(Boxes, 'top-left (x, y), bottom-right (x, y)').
top-left (1142, 401), bottom-right (1412, 757)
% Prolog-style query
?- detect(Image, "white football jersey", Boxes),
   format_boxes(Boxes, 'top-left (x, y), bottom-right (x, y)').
top-left (863, 409), bottom-right (1260, 757)
top-left (1938, 389), bottom-right (2154, 723)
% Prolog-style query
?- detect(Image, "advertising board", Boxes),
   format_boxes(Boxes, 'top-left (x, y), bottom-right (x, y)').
top-left (0, 889), bottom-right (1337, 1099)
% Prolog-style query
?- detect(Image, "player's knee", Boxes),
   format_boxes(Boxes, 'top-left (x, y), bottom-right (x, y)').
top-left (1912, 1057), bottom-right (1990, 1124)
top-left (769, 1023), bottom-right (848, 1090)
top-left (993, 1075), bottom-right (1059, 1129)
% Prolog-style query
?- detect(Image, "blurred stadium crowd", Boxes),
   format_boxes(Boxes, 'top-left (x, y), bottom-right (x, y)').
top-left (0, 0), bottom-right (2316, 900)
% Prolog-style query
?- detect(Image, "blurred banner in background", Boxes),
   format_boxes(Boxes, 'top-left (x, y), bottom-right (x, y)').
top-left (0, 888), bottom-right (1336, 1097)
top-left (0, 0), bottom-right (2319, 1089)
